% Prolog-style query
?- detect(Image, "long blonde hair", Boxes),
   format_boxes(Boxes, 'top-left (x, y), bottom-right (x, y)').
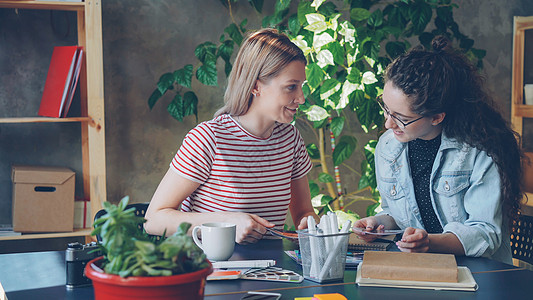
top-left (214, 28), bottom-right (306, 117)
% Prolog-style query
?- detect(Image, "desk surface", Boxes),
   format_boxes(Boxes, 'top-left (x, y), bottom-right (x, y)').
top-left (1, 239), bottom-right (532, 300)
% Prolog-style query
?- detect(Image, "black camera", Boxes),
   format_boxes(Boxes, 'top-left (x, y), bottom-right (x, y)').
top-left (65, 241), bottom-right (101, 289)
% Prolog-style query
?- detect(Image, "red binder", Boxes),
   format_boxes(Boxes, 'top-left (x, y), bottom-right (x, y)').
top-left (61, 48), bottom-right (83, 117)
top-left (38, 46), bottom-right (83, 118)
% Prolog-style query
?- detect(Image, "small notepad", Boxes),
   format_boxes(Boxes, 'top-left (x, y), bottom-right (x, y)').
top-left (348, 233), bottom-right (394, 251)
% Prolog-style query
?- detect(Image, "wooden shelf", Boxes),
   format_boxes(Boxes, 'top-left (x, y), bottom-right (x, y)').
top-left (512, 104), bottom-right (533, 118)
top-left (511, 16), bottom-right (533, 135)
top-left (0, 228), bottom-right (92, 241)
top-left (0, 1), bottom-right (85, 11)
top-left (0, 0), bottom-right (106, 242)
top-left (0, 117), bottom-right (91, 123)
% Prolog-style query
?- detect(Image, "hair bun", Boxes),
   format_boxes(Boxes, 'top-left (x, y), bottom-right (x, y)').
top-left (431, 35), bottom-right (451, 53)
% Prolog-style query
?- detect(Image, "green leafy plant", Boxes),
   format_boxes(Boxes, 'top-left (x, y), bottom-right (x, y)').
top-left (148, 0), bottom-right (485, 220)
top-left (91, 196), bottom-right (209, 277)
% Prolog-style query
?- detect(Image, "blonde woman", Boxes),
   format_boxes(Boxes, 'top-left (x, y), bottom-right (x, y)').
top-left (145, 29), bottom-right (319, 244)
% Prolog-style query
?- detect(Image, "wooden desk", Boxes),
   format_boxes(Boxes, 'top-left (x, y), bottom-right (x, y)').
top-left (1, 240), bottom-right (532, 299)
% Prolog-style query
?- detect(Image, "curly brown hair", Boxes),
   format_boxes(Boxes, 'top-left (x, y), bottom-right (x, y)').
top-left (384, 36), bottom-right (524, 225)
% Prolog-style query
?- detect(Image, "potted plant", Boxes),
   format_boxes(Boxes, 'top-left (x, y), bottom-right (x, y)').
top-left (85, 197), bottom-right (212, 300)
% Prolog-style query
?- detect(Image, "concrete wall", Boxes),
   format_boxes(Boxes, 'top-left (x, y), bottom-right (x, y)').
top-left (1, 0), bottom-right (533, 226)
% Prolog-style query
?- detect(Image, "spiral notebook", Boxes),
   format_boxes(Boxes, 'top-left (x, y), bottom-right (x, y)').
top-left (348, 233), bottom-right (395, 251)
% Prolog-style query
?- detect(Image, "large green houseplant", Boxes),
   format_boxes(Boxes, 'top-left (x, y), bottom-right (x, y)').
top-left (148, 0), bottom-right (485, 223)
top-left (85, 197), bottom-right (212, 300)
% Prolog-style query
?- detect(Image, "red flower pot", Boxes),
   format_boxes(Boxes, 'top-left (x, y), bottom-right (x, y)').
top-left (85, 256), bottom-right (213, 300)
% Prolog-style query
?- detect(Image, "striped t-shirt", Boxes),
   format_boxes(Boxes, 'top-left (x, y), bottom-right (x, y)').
top-left (170, 114), bottom-right (312, 230)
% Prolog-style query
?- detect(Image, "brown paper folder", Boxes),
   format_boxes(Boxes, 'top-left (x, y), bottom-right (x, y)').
top-left (360, 251), bottom-right (458, 283)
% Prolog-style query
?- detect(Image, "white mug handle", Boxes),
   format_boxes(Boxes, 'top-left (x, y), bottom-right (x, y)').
top-left (192, 226), bottom-right (203, 251)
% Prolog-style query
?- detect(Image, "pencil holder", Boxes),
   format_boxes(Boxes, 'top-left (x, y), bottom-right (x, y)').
top-left (297, 229), bottom-right (350, 283)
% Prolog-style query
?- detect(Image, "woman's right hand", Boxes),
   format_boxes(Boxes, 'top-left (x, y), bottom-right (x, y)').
top-left (352, 216), bottom-right (385, 242)
top-left (228, 212), bottom-right (275, 245)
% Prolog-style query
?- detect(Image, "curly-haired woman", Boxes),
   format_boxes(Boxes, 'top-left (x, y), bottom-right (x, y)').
top-left (354, 36), bottom-right (524, 264)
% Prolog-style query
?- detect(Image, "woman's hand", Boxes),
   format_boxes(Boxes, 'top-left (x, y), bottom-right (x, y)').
top-left (231, 213), bottom-right (275, 244)
top-left (396, 227), bottom-right (429, 253)
top-left (352, 216), bottom-right (384, 242)
top-left (297, 216), bottom-right (310, 230)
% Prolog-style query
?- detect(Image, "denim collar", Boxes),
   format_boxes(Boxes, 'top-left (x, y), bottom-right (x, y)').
top-left (378, 129), bottom-right (464, 163)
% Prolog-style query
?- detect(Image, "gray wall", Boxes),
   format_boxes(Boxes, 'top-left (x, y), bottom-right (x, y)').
top-left (1, 0), bottom-right (533, 226)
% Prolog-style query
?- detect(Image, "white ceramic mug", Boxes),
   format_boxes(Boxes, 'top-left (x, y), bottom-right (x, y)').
top-left (525, 84), bottom-right (533, 105)
top-left (192, 222), bottom-right (236, 261)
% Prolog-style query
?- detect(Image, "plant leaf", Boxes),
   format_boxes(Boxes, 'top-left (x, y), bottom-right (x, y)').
top-left (330, 116), bottom-right (345, 137)
top-left (148, 89), bottom-right (162, 110)
top-left (320, 78), bottom-right (341, 100)
top-left (288, 14), bottom-right (300, 35)
top-left (173, 65), bottom-right (193, 89)
top-left (306, 63), bottom-right (324, 90)
top-left (366, 201), bottom-right (381, 217)
top-left (367, 9), bottom-right (383, 28)
top-left (157, 72), bottom-right (174, 94)
top-left (217, 40), bottom-right (234, 63)
top-left (167, 93), bottom-right (184, 122)
top-left (224, 23), bottom-right (243, 46)
top-left (385, 41), bottom-right (407, 60)
top-left (350, 8), bottom-right (371, 22)
top-left (247, 0), bottom-right (264, 13)
top-left (326, 41), bottom-right (345, 66)
top-left (196, 59), bottom-right (218, 86)
top-left (194, 42), bottom-right (217, 63)
top-left (182, 91), bottom-right (199, 121)
top-left (309, 180), bottom-right (320, 198)
top-left (305, 105), bottom-right (329, 121)
top-left (297, 1), bottom-right (315, 25)
top-left (318, 172), bottom-right (334, 183)
top-left (409, 0), bottom-right (432, 34)
top-left (332, 135), bottom-right (357, 166)
top-left (306, 143), bottom-right (320, 159)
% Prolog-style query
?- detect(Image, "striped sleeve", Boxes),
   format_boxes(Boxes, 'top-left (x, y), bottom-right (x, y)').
top-left (291, 127), bottom-right (312, 180)
top-left (170, 122), bottom-right (215, 184)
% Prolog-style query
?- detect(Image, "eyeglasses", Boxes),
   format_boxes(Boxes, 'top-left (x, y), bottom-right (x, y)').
top-left (376, 95), bottom-right (425, 129)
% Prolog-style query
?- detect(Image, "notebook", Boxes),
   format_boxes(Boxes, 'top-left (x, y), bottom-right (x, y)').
top-left (348, 233), bottom-right (395, 251)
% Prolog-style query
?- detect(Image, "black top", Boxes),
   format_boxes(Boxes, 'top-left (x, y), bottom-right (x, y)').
top-left (408, 134), bottom-right (443, 234)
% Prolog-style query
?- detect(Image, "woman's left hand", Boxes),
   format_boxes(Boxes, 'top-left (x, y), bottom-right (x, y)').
top-left (396, 227), bottom-right (430, 253)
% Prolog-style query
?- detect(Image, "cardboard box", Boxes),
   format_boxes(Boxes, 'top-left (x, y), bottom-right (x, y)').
top-left (12, 165), bottom-right (75, 233)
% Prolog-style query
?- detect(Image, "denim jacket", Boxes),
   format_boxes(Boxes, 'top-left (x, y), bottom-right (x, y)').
top-left (375, 129), bottom-right (511, 264)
